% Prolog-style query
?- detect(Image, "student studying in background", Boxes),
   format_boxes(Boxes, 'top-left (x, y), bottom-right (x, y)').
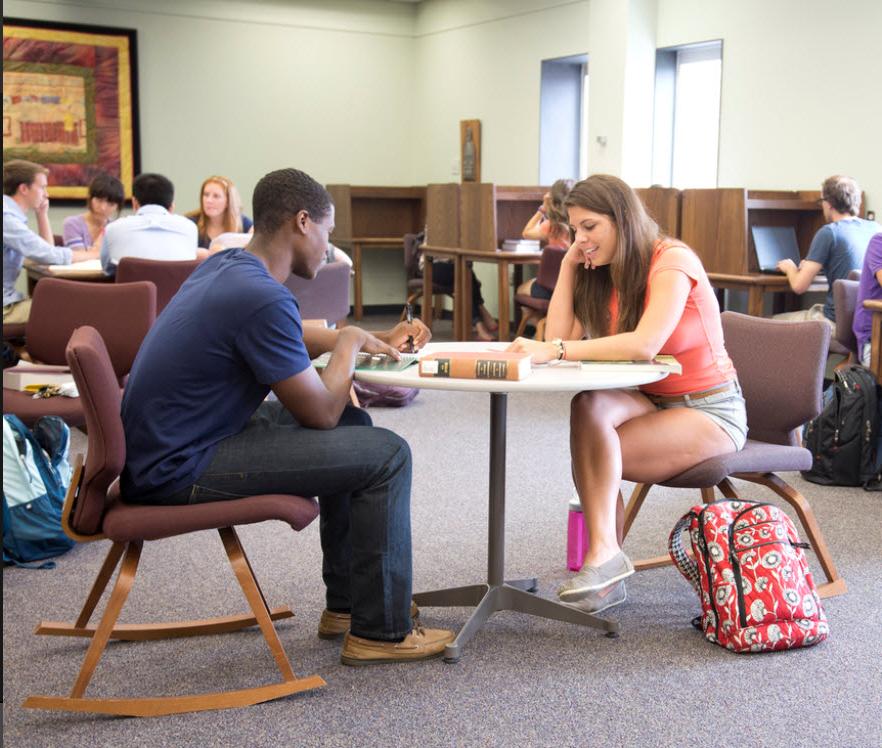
top-left (3, 160), bottom-right (98, 324)
top-left (187, 175), bottom-right (253, 249)
top-left (517, 178), bottom-right (574, 301)
top-left (62, 173), bottom-right (125, 253)
top-left (852, 233), bottom-right (882, 367)
top-left (100, 172), bottom-right (203, 275)
top-left (507, 175), bottom-right (746, 614)
top-left (775, 175), bottom-right (881, 327)
top-left (119, 167), bottom-right (453, 665)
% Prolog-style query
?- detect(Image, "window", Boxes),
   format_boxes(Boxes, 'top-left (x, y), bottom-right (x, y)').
top-left (652, 41), bottom-right (722, 188)
top-left (539, 54), bottom-right (588, 184)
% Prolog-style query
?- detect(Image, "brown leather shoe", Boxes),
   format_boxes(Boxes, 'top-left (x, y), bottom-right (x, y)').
top-left (340, 625), bottom-right (454, 666)
top-left (318, 601), bottom-right (421, 640)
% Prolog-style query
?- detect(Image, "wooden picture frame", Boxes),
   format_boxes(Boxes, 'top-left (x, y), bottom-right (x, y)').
top-left (2, 18), bottom-right (140, 202)
top-left (460, 119), bottom-right (481, 183)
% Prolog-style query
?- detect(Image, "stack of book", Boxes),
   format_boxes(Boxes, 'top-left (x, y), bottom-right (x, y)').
top-left (500, 239), bottom-right (540, 253)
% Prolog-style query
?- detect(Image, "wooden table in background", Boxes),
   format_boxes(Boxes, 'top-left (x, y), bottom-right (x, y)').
top-left (335, 236), bottom-right (405, 320)
top-left (460, 249), bottom-right (541, 342)
top-left (25, 261), bottom-right (110, 295)
top-left (707, 272), bottom-right (828, 318)
top-left (420, 245), bottom-right (541, 342)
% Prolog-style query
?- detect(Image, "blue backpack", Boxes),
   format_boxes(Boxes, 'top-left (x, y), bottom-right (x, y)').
top-left (2, 414), bottom-right (76, 568)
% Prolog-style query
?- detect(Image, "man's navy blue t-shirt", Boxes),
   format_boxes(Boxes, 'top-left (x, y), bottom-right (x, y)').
top-left (120, 249), bottom-right (312, 500)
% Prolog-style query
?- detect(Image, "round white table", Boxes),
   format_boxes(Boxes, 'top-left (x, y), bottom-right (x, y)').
top-left (356, 342), bottom-right (668, 662)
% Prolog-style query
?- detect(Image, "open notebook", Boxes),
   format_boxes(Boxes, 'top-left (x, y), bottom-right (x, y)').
top-left (312, 351), bottom-right (419, 372)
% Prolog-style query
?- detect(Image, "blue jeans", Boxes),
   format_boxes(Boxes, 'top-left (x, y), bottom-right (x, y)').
top-left (151, 401), bottom-right (413, 641)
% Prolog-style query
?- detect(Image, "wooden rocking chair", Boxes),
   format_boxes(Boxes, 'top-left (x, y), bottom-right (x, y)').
top-left (23, 326), bottom-right (325, 717)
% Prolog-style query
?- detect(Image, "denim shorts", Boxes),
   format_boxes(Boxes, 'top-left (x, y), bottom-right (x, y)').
top-left (647, 380), bottom-right (748, 451)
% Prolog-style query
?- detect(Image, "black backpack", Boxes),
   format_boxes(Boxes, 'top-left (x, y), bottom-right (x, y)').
top-left (801, 365), bottom-right (880, 487)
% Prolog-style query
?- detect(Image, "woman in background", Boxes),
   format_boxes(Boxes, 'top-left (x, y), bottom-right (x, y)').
top-left (62, 172), bottom-right (124, 253)
top-left (188, 175), bottom-right (253, 249)
top-left (508, 175), bottom-right (746, 614)
top-left (517, 178), bottom-right (574, 300)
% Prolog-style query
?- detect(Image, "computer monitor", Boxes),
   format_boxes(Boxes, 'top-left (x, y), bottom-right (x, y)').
top-left (751, 225), bottom-right (802, 274)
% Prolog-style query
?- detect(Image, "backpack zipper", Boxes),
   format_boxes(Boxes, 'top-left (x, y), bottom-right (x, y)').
top-left (729, 502), bottom-right (774, 629)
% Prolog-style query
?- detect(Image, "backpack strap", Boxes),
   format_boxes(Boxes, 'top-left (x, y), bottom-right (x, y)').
top-left (668, 510), bottom-right (701, 593)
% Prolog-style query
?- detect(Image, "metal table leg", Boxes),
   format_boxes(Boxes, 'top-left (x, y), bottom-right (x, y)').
top-left (413, 392), bottom-right (619, 663)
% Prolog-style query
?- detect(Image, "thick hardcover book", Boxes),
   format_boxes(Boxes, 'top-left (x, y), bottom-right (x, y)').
top-left (418, 351), bottom-right (532, 381)
top-left (579, 355), bottom-right (682, 375)
top-left (3, 362), bottom-right (74, 391)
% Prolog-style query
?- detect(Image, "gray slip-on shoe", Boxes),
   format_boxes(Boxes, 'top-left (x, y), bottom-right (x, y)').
top-left (563, 580), bottom-right (627, 615)
top-left (557, 550), bottom-right (635, 601)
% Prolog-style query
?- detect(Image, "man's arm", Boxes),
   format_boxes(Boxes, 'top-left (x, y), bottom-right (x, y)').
top-left (4, 214), bottom-right (70, 266)
top-left (777, 258), bottom-right (823, 294)
top-left (273, 327), bottom-right (401, 428)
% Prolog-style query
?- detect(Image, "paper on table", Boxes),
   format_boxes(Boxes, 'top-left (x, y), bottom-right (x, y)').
top-left (47, 258), bottom-right (103, 272)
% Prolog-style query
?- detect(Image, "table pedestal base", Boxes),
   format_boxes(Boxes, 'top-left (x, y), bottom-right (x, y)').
top-left (414, 579), bottom-right (618, 663)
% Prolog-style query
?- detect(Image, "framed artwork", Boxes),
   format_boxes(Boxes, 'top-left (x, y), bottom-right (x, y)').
top-left (2, 18), bottom-right (140, 201)
top-left (460, 119), bottom-right (481, 183)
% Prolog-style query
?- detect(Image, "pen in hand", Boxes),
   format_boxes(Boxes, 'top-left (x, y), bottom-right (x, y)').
top-left (405, 303), bottom-right (415, 353)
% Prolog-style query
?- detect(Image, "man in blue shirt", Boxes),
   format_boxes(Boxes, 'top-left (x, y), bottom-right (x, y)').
top-left (776, 175), bottom-right (881, 325)
top-left (121, 167), bottom-right (452, 665)
top-left (2, 160), bottom-right (97, 323)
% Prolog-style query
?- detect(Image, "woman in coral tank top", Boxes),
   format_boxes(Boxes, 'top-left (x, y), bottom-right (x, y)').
top-left (508, 174), bottom-right (747, 614)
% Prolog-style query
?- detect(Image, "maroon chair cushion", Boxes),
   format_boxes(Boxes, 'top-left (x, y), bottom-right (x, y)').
top-left (103, 484), bottom-right (319, 541)
top-left (26, 278), bottom-right (156, 377)
top-left (67, 326), bottom-right (319, 541)
top-left (659, 440), bottom-right (812, 488)
top-left (722, 312), bottom-right (829, 446)
top-left (536, 246), bottom-right (566, 290)
top-left (115, 257), bottom-right (202, 314)
top-left (284, 261), bottom-right (351, 325)
top-left (3, 322), bottom-right (27, 341)
top-left (66, 327), bottom-right (127, 535)
top-left (832, 279), bottom-right (859, 356)
top-left (1, 389), bottom-right (86, 429)
top-left (514, 293), bottom-right (550, 314)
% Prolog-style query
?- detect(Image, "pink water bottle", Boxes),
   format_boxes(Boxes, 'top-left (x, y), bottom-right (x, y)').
top-left (567, 494), bottom-right (589, 571)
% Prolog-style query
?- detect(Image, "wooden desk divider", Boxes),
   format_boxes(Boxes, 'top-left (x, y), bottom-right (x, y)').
top-left (425, 183), bottom-right (461, 246)
top-left (635, 187), bottom-right (681, 238)
top-left (459, 184), bottom-right (546, 251)
top-left (680, 188), bottom-right (835, 274)
top-left (326, 185), bottom-right (427, 319)
top-left (327, 184), bottom-right (426, 242)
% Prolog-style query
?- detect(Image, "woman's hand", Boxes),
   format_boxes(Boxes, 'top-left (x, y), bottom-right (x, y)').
top-left (506, 336), bottom-right (558, 364)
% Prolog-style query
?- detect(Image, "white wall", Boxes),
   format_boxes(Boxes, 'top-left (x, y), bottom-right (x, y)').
top-left (6, 0), bottom-right (881, 309)
top-left (657, 0), bottom-right (882, 207)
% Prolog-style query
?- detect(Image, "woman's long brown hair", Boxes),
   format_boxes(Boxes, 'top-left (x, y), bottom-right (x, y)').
top-left (564, 175), bottom-right (660, 338)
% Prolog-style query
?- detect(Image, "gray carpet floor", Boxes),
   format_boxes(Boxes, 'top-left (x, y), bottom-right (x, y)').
top-left (3, 315), bottom-right (882, 747)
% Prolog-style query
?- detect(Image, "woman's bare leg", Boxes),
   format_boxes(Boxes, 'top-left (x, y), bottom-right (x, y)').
top-left (571, 390), bottom-right (738, 569)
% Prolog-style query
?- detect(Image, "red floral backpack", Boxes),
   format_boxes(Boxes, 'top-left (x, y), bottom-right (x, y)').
top-left (668, 500), bottom-right (829, 653)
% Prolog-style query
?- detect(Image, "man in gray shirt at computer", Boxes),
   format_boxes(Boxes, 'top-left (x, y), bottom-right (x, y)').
top-left (775, 174), bottom-right (880, 327)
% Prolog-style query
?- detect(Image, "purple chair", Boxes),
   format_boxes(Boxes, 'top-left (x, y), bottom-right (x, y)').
top-left (831, 278), bottom-right (859, 359)
top-left (115, 256), bottom-right (203, 315)
top-left (513, 246), bottom-right (566, 339)
top-left (284, 261), bottom-right (351, 326)
top-left (23, 326), bottom-right (324, 717)
top-left (3, 279), bottom-right (156, 428)
top-left (619, 312), bottom-right (846, 598)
